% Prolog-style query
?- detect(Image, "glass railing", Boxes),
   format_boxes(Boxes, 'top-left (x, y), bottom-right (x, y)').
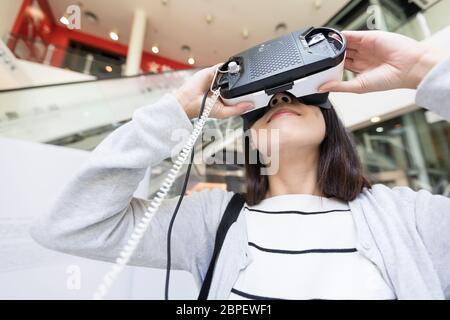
top-left (0, 69), bottom-right (246, 196)
top-left (353, 109), bottom-right (450, 196)
top-left (0, 70), bottom-right (192, 143)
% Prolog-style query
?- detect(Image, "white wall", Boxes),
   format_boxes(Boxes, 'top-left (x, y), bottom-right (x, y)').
top-left (0, 0), bottom-right (21, 38)
top-left (0, 137), bottom-right (197, 299)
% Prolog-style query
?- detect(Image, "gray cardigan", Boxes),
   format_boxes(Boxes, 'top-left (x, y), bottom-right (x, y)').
top-left (30, 57), bottom-right (450, 300)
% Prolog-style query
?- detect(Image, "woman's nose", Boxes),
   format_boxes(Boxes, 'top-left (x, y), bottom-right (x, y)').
top-left (269, 92), bottom-right (293, 107)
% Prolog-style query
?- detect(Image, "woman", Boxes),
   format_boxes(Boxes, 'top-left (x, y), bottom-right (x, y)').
top-left (31, 31), bottom-right (450, 299)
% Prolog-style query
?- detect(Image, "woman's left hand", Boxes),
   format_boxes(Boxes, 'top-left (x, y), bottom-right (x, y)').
top-left (319, 30), bottom-right (449, 94)
top-left (175, 63), bottom-right (255, 119)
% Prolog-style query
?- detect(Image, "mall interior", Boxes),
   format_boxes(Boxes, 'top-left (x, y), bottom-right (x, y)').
top-left (0, 0), bottom-right (449, 299)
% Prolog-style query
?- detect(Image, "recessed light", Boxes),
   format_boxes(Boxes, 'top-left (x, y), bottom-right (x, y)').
top-left (109, 31), bottom-right (119, 41)
top-left (376, 127), bottom-right (384, 133)
top-left (105, 65), bottom-right (113, 72)
top-left (314, 0), bottom-right (322, 9)
top-left (60, 16), bottom-right (69, 25)
top-left (84, 10), bottom-right (99, 24)
top-left (152, 45), bottom-right (159, 54)
top-left (242, 28), bottom-right (249, 39)
top-left (370, 116), bottom-right (382, 123)
top-left (188, 57), bottom-right (195, 65)
top-left (275, 22), bottom-right (287, 33)
top-left (181, 45), bottom-right (191, 53)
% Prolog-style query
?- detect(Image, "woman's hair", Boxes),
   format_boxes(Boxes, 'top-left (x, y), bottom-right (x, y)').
top-left (243, 104), bottom-right (371, 206)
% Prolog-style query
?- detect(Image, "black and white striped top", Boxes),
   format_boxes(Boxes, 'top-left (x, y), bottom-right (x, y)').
top-left (229, 194), bottom-right (396, 300)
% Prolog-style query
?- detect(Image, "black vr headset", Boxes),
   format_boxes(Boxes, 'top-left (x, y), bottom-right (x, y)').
top-left (240, 92), bottom-right (333, 131)
top-left (211, 26), bottom-right (346, 130)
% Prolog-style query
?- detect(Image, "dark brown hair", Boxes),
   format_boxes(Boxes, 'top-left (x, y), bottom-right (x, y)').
top-left (243, 104), bottom-right (371, 205)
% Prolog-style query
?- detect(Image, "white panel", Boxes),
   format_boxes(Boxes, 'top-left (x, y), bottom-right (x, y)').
top-left (0, 137), bottom-right (197, 299)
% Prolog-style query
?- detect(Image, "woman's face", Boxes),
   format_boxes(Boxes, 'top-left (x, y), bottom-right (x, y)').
top-left (250, 92), bottom-right (326, 156)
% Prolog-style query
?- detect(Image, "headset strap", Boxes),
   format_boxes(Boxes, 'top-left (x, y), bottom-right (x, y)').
top-left (198, 192), bottom-right (246, 300)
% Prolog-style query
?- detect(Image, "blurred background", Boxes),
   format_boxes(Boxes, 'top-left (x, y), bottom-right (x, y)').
top-left (0, 0), bottom-right (449, 299)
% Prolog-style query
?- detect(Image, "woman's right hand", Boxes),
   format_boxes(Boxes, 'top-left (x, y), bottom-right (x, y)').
top-left (175, 64), bottom-right (255, 119)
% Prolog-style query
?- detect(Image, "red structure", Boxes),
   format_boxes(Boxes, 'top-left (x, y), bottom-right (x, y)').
top-left (9, 0), bottom-right (191, 73)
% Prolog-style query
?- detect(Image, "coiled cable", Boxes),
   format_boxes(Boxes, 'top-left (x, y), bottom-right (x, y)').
top-left (93, 88), bottom-right (221, 300)
top-left (164, 89), bottom-right (211, 299)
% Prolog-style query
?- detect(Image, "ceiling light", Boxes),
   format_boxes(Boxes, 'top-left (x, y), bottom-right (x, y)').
top-left (188, 57), bottom-right (195, 65)
top-left (275, 22), bottom-right (287, 33)
top-left (314, 0), bottom-right (322, 9)
top-left (105, 65), bottom-right (113, 72)
top-left (181, 45), bottom-right (191, 53)
top-left (152, 45), bottom-right (159, 54)
top-left (60, 16), bottom-right (69, 25)
top-left (109, 31), bottom-right (119, 41)
top-left (370, 116), bottom-right (382, 123)
top-left (376, 127), bottom-right (384, 133)
top-left (84, 10), bottom-right (99, 24)
top-left (242, 28), bottom-right (249, 39)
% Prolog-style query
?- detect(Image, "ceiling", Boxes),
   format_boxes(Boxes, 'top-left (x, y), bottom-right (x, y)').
top-left (47, 0), bottom-right (350, 67)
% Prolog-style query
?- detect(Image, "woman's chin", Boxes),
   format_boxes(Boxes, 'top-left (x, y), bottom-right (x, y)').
top-left (270, 127), bottom-right (324, 149)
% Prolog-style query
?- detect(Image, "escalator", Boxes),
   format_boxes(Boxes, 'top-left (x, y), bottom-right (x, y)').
top-left (0, 70), bottom-right (247, 196)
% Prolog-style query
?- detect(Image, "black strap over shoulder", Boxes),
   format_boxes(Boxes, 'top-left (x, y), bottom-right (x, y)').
top-left (198, 192), bottom-right (246, 300)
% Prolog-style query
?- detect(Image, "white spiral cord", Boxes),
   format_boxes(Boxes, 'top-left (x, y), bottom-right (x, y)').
top-left (93, 88), bottom-right (221, 300)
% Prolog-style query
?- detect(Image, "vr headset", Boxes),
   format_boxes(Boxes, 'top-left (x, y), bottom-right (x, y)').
top-left (212, 26), bottom-right (346, 130)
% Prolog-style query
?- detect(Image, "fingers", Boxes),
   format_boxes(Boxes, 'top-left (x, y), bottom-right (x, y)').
top-left (343, 30), bottom-right (364, 42)
top-left (200, 62), bottom-right (224, 77)
top-left (344, 58), bottom-right (364, 74)
top-left (214, 101), bottom-right (255, 118)
top-left (345, 48), bottom-right (359, 60)
top-left (211, 62), bottom-right (223, 69)
top-left (345, 45), bottom-right (372, 73)
top-left (194, 63), bottom-right (223, 92)
top-left (343, 30), bottom-right (375, 52)
top-left (319, 79), bottom-right (366, 94)
top-left (342, 30), bottom-right (364, 50)
top-left (204, 62), bottom-right (226, 87)
top-left (205, 64), bottom-right (219, 80)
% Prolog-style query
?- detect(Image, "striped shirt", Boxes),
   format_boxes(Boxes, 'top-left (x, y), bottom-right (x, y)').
top-left (228, 194), bottom-right (396, 300)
